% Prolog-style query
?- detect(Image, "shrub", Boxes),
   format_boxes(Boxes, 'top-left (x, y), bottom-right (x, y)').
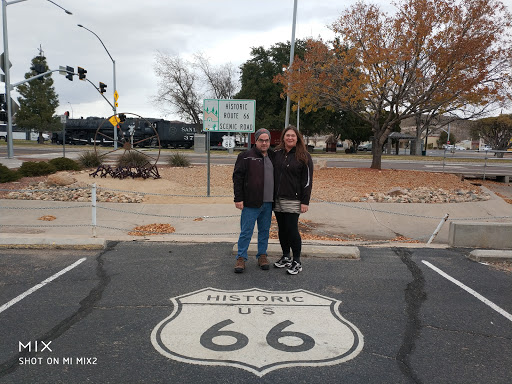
top-left (117, 151), bottom-right (151, 168)
top-left (77, 151), bottom-right (103, 168)
top-left (18, 161), bottom-right (57, 177)
top-left (168, 152), bottom-right (190, 167)
top-left (0, 164), bottom-right (21, 183)
top-left (49, 157), bottom-right (81, 171)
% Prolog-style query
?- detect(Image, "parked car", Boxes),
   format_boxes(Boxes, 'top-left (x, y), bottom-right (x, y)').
top-left (479, 145), bottom-right (492, 151)
top-left (357, 143), bottom-right (372, 151)
top-left (455, 146), bottom-right (466, 150)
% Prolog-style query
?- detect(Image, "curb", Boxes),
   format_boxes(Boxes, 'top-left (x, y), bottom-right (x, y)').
top-left (0, 235), bottom-right (106, 250)
top-left (468, 249), bottom-right (512, 262)
top-left (233, 243), bottom-right (360, 259)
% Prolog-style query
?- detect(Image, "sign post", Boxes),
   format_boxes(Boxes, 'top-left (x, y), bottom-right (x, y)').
top-left (203, 99), bottom-right (256, 196)
top-left (60, 114), bottom-right (67, 157)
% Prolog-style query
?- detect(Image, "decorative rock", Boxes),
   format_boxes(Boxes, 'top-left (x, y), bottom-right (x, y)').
top-left (47, 173), bottom-right (76, 186)
top-left (386, 187), bottom-right (408, 196)
top-left (361, 187), bottom-right (489, 203)
top-left (5, 181), bottom-right (143, 203)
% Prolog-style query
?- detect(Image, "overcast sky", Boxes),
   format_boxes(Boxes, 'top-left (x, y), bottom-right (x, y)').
top-left (1, 0), bottom-right (511, 122)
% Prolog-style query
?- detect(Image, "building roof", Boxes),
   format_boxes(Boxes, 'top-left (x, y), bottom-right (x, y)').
top-left (388, 132), bottom-right (417, 139)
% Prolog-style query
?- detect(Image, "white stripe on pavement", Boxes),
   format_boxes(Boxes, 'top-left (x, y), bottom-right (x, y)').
top-left (422, 260), bottom-right (512, 322)
top-left (0, 257), bottom-right (86, 315)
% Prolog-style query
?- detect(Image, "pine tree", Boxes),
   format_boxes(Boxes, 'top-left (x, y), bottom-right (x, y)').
top-left (16, 54), bottom-right (60, 143)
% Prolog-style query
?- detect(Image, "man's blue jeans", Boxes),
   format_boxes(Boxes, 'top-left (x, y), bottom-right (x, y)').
top-left (236, 202), bottom-right (273, 261)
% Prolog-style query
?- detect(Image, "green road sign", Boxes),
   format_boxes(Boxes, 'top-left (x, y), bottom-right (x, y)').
top-left (203, 99), bottom-right (255, 133)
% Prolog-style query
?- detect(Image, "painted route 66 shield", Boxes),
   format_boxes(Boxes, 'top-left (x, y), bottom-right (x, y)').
top-left (151, 287), bottom-right (363, 376)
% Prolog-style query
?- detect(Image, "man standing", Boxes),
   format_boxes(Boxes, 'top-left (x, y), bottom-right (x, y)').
top-left (232, 128), bottom-right (274, 273)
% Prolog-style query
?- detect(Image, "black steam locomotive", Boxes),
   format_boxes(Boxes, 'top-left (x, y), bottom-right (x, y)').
top-left (51, 117), bottom-right (211, 149)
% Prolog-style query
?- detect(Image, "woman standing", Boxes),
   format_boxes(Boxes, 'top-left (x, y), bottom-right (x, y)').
top-left (273, 125), bottom-right (313, 275)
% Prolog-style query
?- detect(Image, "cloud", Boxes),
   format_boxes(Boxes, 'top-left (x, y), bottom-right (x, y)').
top-left (5, 0), bottom-right (505, 121)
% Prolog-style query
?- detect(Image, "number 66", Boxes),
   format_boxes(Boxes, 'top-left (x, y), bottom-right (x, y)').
top-left (200, 319), bottom-right (315, 352)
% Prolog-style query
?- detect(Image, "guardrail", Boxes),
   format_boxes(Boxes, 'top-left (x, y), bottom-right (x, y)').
top-left (438, 149), bottom-right (512, 181)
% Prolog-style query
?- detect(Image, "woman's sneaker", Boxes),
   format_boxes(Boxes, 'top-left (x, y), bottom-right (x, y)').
top-left (274, 255), bottom-right (292, 268)
top-left (287, 261), bottom-right (302, 275)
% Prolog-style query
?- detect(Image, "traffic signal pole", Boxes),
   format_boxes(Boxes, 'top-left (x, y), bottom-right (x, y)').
top-left (84, 78), bottom-right (114, 110)
top-left (2, 0), bottom-right (15, 158)
top-left (10, 68), bottom-right (63, 87)
top-left (2, 0), bottom-right (72, 158)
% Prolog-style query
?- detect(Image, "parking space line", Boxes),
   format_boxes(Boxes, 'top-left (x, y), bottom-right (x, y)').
top-left (0, 257), bottom-right (86, 315)
top-left (422, 260), bottom-right (512, 322)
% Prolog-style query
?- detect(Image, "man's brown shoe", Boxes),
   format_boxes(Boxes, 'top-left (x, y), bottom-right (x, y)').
top-left (234, 257), bottom-right (245, 273)
top-left (258, 254), bottom-right (270, 270)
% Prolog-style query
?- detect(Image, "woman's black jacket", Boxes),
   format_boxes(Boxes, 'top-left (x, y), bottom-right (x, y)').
top-left (273, 146), bottom-right (313, 205)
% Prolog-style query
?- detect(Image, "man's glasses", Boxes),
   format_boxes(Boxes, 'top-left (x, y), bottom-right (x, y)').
top-left (257, 139), bottom-right (270, 143)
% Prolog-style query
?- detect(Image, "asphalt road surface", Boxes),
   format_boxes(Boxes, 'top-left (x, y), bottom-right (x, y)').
top-left (0, 243), bottom-right (510, 383)
top-left (2, 144), bottom-right (512, 177)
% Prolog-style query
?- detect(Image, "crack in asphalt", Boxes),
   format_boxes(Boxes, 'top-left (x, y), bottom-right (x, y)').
top-left (0, 244), bottom-right (114, 377)
top-left (394, 247), bottom-right (427, 384)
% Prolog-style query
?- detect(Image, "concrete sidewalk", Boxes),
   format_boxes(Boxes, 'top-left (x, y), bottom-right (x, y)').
top-left (1, 187), bottom-right (512, 261)
top-left (2, 151), bottom-right (512, 261)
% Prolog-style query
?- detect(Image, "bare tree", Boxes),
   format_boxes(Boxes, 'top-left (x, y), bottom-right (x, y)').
top-left (154, 52), bottom-right (240, 125)
top-left (194, 53), bottom-right (239, 99)
top-left (154, 53), bottom-right (202, 125)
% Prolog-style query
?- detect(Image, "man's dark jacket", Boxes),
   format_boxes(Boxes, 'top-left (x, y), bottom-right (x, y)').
top-left (233, 147), bottom-right (275, 208)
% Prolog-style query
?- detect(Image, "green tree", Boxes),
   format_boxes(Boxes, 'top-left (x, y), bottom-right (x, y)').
top-left (236, 43), bottom-right (295, 130)
top-left (471, 114), bottom-right (512, 157)
top-left (337, 111), bottom-right (372, 152)
top-left (237, 40), bottom-right (345, 146)
top-left (16, 54), bottom-right (60, 143)
top-left (438, 131), bottom-right (457, 148)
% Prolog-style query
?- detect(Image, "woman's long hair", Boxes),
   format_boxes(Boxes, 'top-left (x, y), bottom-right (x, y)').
top-left (276, 125), bottom-right (309, 164)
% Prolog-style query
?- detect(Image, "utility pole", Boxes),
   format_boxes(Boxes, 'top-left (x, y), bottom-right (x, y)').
top-left (284, 0), bottom-right (298, 130)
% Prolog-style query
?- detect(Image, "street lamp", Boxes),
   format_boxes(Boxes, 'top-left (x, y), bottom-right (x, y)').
top-left (284, 0), bottom-right (298, 130)
top-left (440, 123), bottom-right (451, 172)
top-left (67, 101), bottom-right (73, 118)
top-left (77, 24), bottom-right (118, 149)
top-left (2, 0), bottom-right (72, 159)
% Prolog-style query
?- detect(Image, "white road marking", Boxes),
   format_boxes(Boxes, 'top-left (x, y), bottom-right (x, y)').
top-left (152, 288), bottom-right (364, 376)
top-left (422, 260), bottom-right (512, 322)
top-left (0, 257), bottom-right (86, 315)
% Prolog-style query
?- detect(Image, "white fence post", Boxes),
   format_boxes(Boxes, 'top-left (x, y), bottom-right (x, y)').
top-left (427, 213), bottom-right (449, 244)
top-left (91, 184), bottom-right (97, 238)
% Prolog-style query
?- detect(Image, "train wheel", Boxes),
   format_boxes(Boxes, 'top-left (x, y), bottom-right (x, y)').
top-left (93, 113), bottom-right (161, 167)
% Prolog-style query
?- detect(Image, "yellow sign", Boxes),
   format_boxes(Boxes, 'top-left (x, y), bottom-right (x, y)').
top-left (114, 90), bottom-right (119, 101)
top-left (115, 102), bottom-right (119, 108)
top-left (109, 115), bottom-right (120, 126)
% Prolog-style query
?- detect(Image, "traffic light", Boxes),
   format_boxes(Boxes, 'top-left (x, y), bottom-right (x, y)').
top-left (64, 111), bottom-right (69, 118)
top-left (118, 113), bottom-right (126, 123)
top-left (77, 67), bottom-right (87, 81)
top-left (99, 82), bottom-right (107, 94)
top-left (65, 66), bottom-right (74, 81)
top-left (0, 94), bottom-right (6, 121)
